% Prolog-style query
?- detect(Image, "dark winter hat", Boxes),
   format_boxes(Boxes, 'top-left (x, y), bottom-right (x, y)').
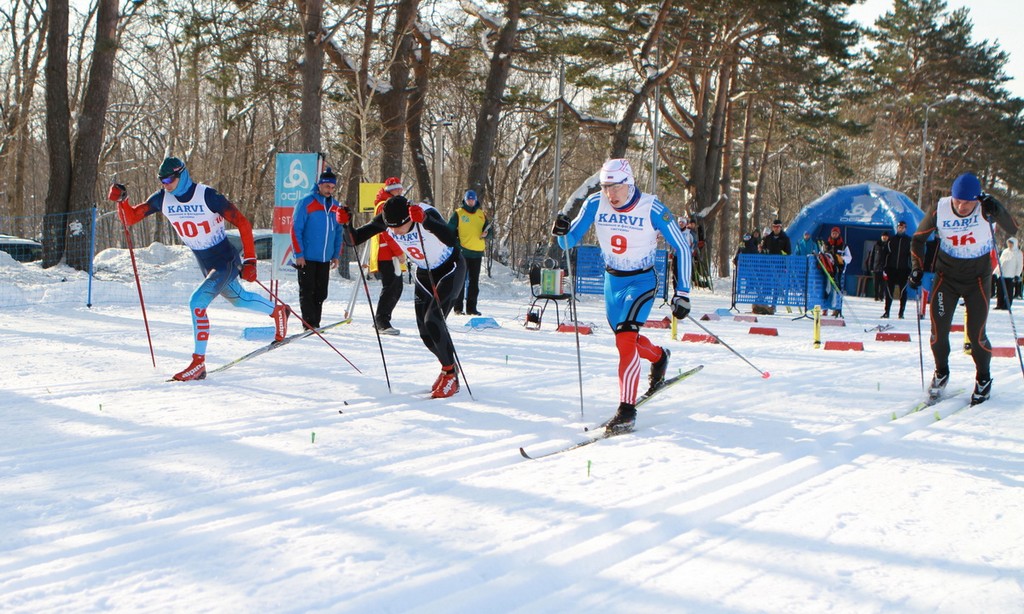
top-left (465, 190), bottom-right (477, 201)
top-left (881, 230), bottom-right (891, 237)
top-left (158, 156), bottom-right (186, 180)
top-left (318, 167), bottom-right (338, 185)
top-left (382, 195), bottom-right (411, 227)
top-left (951, 172), bottom-right (981, 200)
top-left (772, 219), bottom-right (782, 226)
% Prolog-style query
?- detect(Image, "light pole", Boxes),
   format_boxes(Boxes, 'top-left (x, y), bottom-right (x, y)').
top-left (432, 116), bottom-right (452, 206)
top-left (917, 94), bottom-right (958, 207)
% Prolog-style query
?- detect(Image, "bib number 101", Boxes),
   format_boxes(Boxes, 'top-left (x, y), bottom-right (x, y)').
top-left (173, 220), bottom-right (212, 238)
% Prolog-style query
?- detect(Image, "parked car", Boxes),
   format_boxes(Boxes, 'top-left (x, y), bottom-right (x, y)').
top-left (0, 234), bottom-right (43, 262)
top-left (225, 228), bottom-right (273, 260)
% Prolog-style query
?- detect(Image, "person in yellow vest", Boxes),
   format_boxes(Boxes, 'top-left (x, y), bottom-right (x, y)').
top-left (448, 190), bottom-right (491, 315)
top-left (370, 177), bottom-right (406, 334)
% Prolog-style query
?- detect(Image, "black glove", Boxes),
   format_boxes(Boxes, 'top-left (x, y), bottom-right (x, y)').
top-left (979, 193), bottom-right (1000, 220)
top-left (908, 269), bottom-right (923, 289)
top-left (672, 293), bottom-right (691, 319)
top-left (551, 214), bottom-right (570, 237)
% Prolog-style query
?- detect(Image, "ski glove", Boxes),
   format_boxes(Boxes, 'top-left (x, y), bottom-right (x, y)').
top-left (409, 204), bottom-right (426, 223)
top-left (908, 269), bottom-right (923, 289)
top-left (979, 193), bottom-right (1001, 220)
top-left (335, 206), bottom-right (350, 225)
top-left (551, 214), bottom-right (571, 237)
top-left (107, 183), bottom-right (128, 202)
top-left (672, 293), bottom-right (691, 320)
top-left (241, 258), bottom-right (258, 282)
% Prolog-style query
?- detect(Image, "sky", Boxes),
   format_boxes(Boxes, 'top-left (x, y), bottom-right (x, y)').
top-left (849, 0), bottom-right (1024, 98)
top-left (1, 245), bottom-right (1023, 612)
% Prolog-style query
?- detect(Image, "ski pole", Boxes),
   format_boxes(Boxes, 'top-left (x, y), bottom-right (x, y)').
top-left (118, 208), bottom-right (156, 368)
top-left (416, 224), bottom-right (474, 399)
top-left (686, 314), bottom-right (771, 379)
top-left (253, 278), bottom-right (361, 373)
top-left (562, 246), bottom-right (585, 420)
top-left (915, 290), bottom-right (925, 390)
top-left (344, 226), bottom-right (391, 391)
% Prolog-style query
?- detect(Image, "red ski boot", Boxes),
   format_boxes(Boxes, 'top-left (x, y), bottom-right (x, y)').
top-left (173, 353), bottom-right (206, 381)
top-left (272, 304), bottom-right (290, 342)
top-left (432, 372), bottom-right (460, 398)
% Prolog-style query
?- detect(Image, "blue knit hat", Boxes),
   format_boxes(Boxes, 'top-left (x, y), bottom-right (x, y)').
top-left (318, 167), bottom-right (337, 185)
top-left (951, 172), bottom-right (981, 200)
top-left (465, 190), bottom-right (477, 201)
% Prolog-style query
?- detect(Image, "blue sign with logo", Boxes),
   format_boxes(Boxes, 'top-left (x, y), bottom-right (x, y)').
top-left (273, 153), bottom-right (321, 279)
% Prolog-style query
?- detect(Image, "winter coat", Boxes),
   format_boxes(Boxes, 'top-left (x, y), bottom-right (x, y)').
top-left (869, 240), bottom-right (888, 273)
top-left (761, 230), bottom-right (791, 255)
top-left (291, 187), bottom-right (344, 263)
top-left (884, 233), bottom-right (912, 273)
top-left (997, 240), bottom-right (1023, 278)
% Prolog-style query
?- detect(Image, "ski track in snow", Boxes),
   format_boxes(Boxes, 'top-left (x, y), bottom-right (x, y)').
top-left (2, 253), bottom-right (1023, 612)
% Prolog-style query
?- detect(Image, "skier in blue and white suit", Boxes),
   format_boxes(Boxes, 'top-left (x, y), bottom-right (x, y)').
top-left (552, 158), bottom-right (693, 433)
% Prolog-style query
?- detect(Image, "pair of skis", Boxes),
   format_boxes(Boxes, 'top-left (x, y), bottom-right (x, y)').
top-left (168, 318), bottom-right (350, 381)
top-left (519, 365), bottom-right (704, 460)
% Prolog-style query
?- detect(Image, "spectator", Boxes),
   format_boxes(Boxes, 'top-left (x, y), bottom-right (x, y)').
top-left (994, 237), bottom-right (1022, 310)
top-left (109, 157), bottom-right (289, 381)
top-left (868, 231), bottom-right (889, 302)
top-left (794, 231), bottom-right (817, 256)
top-left (821, 226), bottom-right (851, 316)
top-left (291, 167), bottom-right (344, 329)
top-left (910, 172), bottom-right (1019, 405)
top-left (370, 177), bottom-right (406, 335)
top-left (448, 189), bottom-right (491, 315)
top-left (883, 220), bottom-right (913, 318)
top-left (760, 219), bottom-right (791, 255)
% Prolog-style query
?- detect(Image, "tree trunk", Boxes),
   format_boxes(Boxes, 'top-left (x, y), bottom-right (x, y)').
top-left (43, 0), bottom-right (72, 268)
top-left (407, 30), bottom-right (434, 203)
top-left (299, 0), bottom-right (323, 153)
top-left (465, 0), bottom-right (521, 203)
top-left (65, 0), bottom-right (119, 271)
top-left (376, 0), bottom-right (418, 180)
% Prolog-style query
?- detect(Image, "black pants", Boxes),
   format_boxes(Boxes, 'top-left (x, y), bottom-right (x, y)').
top-left (884, 269), bottom-right (910, 316)
top-left (994, 276), bottom-right (1017, 309)
top-left (375, 257), bottom-right (404, 328)
top-left (414, 253), bottom-right (466, 366)
top-left (929, 272), bottom-right (991, 381)
top-left (873, 271), bottom-right (885, 300)
top-left (297, 260), bottom-right (332, 329)
top-left (455, 256), bottom-right (482, 312)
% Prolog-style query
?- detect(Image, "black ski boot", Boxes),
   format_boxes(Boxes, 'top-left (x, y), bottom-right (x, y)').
top-left (927, 371), bottom-right (949, 403)
top-left (645, 347), bottom-right (671, 396)
top-left (970, 378), bottom-right (992, 406)
top-left (605, 402), bottom-right (637, 435)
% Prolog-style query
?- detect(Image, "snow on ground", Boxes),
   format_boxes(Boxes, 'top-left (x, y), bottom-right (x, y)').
top-left (1, 251), bottom-right (1023, 613)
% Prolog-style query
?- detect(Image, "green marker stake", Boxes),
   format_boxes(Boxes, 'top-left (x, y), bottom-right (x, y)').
top-left (311, 432), bottom-right (316, 443)
top-left (587, 460), bottom-right (591, 477)
top-left (99, 404), bottom-right (103, 412)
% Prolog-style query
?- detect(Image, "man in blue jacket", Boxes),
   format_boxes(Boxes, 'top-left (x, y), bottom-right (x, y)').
top-left (291, 167), bottom-right (345, 329)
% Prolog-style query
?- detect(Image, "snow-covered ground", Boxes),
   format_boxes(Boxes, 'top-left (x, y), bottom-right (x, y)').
top-left (2, 247), bottom-right (1023, 613)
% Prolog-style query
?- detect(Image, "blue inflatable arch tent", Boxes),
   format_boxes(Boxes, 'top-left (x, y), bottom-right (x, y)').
top-left (785, 183), bottom-right (925, 294)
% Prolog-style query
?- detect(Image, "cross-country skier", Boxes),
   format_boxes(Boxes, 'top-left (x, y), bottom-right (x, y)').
top-left (341, 195), bottom-right (466, 398)
top-left (909, 171), bottom-right (1018, 405)
top-left (108, 156), bottom-right (289, 381)
top-left (551, 158), bottom-right (693, 433)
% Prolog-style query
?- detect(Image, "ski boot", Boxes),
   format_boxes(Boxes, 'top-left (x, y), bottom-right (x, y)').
top-left (432, 370), bottom-right (460, 398)
top-left (645, 347), bottom-right (671, 396)
top-left (605, 402), bottom-right (637, 435)
top-left (173, 353), bottom-right (206, 381)
top-left (926, 371), bottom-right (949, 404)
top-left (970, 378), bottom-right (992, 406)
top-left (271, 304), bottom-right (290, 342)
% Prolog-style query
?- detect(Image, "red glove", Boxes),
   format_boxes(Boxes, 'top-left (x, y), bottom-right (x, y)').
top-left (107, 183), bottom-right (127, 202)
top-left (241, 258), bottom-right (258, 282)
top-left (409, 204), bottom-right (425, 223)
top-left (335, 206), bottom-right (350, 225)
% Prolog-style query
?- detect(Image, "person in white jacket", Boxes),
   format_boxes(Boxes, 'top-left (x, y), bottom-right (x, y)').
top-left (994, 237), bottom-right (1022, 310)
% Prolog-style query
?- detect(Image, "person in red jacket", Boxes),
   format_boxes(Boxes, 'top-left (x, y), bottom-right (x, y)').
top-left (371, 177), bottom-right (406, 335)
top-left (109, 157), bottom-right (289, 381)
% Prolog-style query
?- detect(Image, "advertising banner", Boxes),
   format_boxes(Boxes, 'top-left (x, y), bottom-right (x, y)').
top-left (273, 153), bottom-right (321, 279)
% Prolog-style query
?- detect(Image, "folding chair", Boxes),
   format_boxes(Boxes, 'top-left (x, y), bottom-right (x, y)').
top-left (524, 262), bottom-right (571, 330)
